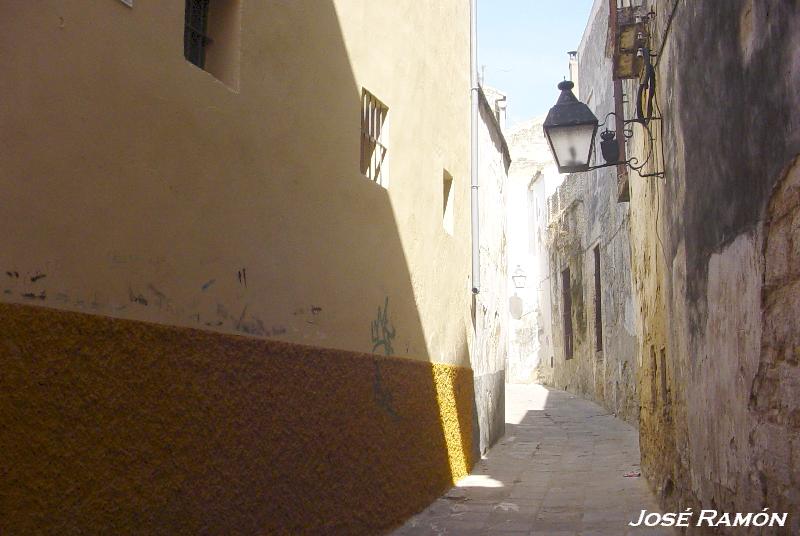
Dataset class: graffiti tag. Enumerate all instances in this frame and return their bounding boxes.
[370,296,396,356]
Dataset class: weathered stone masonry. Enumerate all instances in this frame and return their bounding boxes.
[535,0,640,428]
[544,1,800,531]
[623,0,800,532]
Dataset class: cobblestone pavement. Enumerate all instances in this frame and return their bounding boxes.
[391,384,674,536]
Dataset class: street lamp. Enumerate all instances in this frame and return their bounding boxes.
[543,80,598,174]
[512,266,527,289]
[543,74,664,178]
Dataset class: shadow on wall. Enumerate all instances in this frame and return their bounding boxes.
[0,1,475,534]
[0,0,435,359]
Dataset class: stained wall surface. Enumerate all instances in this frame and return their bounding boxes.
[622,0,800,530]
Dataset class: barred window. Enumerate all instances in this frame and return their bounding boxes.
[184,0,210,69]
[360,90,389,186]
[183,0,241,89]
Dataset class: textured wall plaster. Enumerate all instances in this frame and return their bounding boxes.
[0,303,475,535]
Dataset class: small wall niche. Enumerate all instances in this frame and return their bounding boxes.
[442,170,454,235]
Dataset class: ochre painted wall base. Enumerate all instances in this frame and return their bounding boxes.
[0,303,475,535]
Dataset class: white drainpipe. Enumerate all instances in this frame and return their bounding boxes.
[470,0,480,294]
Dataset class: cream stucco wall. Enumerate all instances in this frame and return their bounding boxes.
[0,0,474,366]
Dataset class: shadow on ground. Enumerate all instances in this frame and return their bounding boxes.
[391,384,675,536]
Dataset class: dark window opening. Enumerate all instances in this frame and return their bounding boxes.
[184,0,210,69]
[183,0,241,89]
[594,245,603,352]
[562,267,573,360]
[659,347,668,406]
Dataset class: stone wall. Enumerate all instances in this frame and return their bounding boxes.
[540,173,591,394]
[575,0,640,426]
[623,0,800,530]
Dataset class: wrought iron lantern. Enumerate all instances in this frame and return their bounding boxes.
[543,66,664,179]
[543,81,598,173]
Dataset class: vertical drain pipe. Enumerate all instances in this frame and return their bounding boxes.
[469,0,483,459]
[470,0,480,294]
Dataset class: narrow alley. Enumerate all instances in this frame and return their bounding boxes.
[2,0,798,534]
[393,384,669,536]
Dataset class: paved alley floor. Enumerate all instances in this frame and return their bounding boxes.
[391,384,674,536]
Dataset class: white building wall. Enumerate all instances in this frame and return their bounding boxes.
[471,86,511,453]
[505,118,564,383]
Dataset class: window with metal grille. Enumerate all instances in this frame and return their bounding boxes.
[183,0,241,89]
[594,245,603,352]
[360,90,389,186]
[562,267,573,360]
[184,0,210,69]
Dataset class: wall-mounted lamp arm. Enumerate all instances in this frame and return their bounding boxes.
[587,119,663,178]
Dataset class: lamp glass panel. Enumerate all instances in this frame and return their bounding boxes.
[547,124,596,170]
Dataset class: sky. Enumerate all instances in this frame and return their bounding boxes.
[478,0,595,128]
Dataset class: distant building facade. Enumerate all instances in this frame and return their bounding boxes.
[505,118,562,384]
[536,0,640,426]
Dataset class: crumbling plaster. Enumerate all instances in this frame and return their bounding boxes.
[626,0,800,531]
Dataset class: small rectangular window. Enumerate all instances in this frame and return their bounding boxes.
[360,90,389,187]
[562,267,573,360]
[184,0,210,69]
[184,0,241,89]
[594,245,603,352]
[443,170,454,235]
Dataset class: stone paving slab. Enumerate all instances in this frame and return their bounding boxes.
[390,384,675,536]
